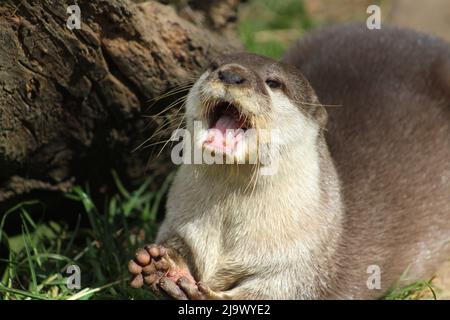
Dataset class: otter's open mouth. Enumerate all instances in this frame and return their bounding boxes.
[207,100,249,131]
[204,100,249,152]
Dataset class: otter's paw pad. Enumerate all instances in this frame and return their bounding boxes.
[128,244,170,289]
[144,244,171,273]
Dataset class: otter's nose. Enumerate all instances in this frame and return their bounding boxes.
[218,69,245,85]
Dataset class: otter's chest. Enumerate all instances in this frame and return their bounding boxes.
[177,199,301,286]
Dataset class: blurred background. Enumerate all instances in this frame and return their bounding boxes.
[238,0,450,58]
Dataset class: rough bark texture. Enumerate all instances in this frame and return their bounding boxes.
[0,0,243,202]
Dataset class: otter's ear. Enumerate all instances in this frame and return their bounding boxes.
[314,105,328,129]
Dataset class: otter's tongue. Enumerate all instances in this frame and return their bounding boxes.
[206,112,244,151]
[214,115,240,134]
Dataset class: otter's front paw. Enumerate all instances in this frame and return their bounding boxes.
[128,244,196,299]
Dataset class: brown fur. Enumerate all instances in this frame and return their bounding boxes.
[283,23,450,298]
[132,24,450,299]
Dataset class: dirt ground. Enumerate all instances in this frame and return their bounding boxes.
[434,262,450,299]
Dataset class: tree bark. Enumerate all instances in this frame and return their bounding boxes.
[0,0,243,202]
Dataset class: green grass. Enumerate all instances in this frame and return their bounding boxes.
[0,172,439,300]
[384,280,437,300]
[382,266,438,300]
[238,0,317,58]
[0,172,173,300]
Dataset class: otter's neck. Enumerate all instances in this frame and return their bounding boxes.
[187,133,343,230]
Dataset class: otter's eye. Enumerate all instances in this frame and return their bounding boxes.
[265,79,283,89]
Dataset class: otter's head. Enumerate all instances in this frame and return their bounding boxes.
[184,53,327,168]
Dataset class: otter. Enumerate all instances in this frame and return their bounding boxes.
[128,24,450,299]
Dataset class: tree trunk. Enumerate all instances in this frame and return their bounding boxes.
[0,0,243,202]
